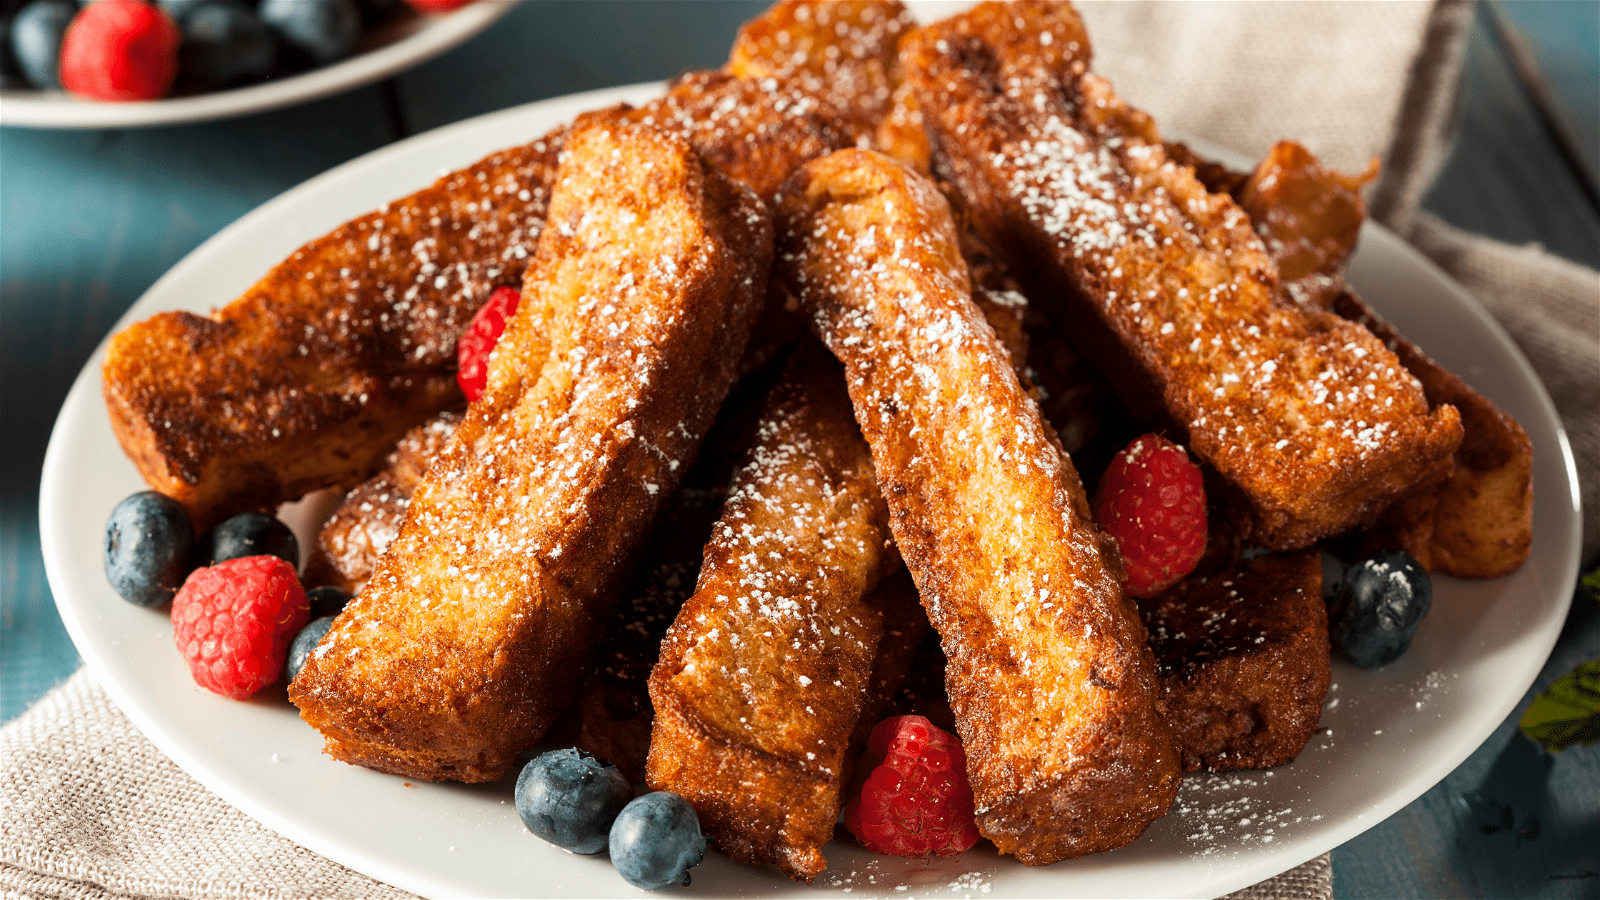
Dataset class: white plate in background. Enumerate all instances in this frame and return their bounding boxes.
[0,2,510,129]
[40,83,1581,898]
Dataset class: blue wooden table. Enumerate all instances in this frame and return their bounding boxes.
[3,2,1596,897]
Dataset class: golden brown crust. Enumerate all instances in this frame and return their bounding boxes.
[901,0,1464,551]
[727,0,914,148]
[647,342,894,881]
[1335,291,1534,577]
[104,73,847,532]
[290,112,773,783]
[778,147,1180,864]
[101,134,562,531]
[1140,552,1330,773]
[304,411,461,594]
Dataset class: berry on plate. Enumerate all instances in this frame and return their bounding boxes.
[514,748,634,855]
[1328,550,1432,668]
[58,0,179,101]
[104,490,196,608]
[258,0,358,66]
[174,0,275,90]
[306,585,352,619]
[843,714,979,858]
[455,284,521,403]
[284,614,336,683]
[172,555,309,700]
[9,0,77,89]
[1094,433,1208,598]
[609,791,706,890]
[206,510,300,569]
[402,0,475,12]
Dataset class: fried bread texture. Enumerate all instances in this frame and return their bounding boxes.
[1334,292,1534,577]
[648,342,896,881]
[304,410,461,594]
[1141,552,1330,773]
[104,71,846,531]
[102,134,562,531]
[289,113,772,783]
[778,147,1180,864]
[901,0,1464,551]
[728,0,914,148]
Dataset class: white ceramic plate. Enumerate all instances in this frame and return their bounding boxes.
[0,2,509,129]
[40,83,1581,899]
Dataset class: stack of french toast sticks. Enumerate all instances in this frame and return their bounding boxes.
[102,0,1533,881]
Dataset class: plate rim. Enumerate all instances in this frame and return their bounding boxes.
[38,84,1582,899]
[0,2,511,130]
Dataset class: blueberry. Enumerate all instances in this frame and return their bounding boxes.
[515,748,634,855]
[206,511,299,568]
[284,614,336,682]
[174,0,275,89]
[1328,550,1432,669]
[258,0,357,66]
[10,0,76,89]
[104,491,196,608]
[153,0,209,23]
[609,792,706,890]
[307,585,351,619]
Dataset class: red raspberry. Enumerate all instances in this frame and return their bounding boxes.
[456,285,521,402]
[1094,433,1208,598]
[404,0,477,12]
[843,715,979,858]
[172,556,309,700]
[58,0,179,102]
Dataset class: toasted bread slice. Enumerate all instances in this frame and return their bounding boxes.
[901,1,1464,551]
[728,0,914,147]
[778,147,1179,864]
[104,73,846,532]
[648,342,895,881]
[290,112,772,783]
[1140,552,1330,772]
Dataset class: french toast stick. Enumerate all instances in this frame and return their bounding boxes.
[901,1,1464,551]
[104,72,846,532]
[1334,291,1534,577]
[778,148,1180,864]
[728,0,914,148]
[647,341,896,881]
[304,410,461,594]
[1140,552,1330,773]
[290,112,773,783]
[1213,142,1533,577]
[102,133,563,531]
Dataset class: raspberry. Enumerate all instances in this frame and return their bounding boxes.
[172,555,309,700]
[456,285,521,402]
[1094,433,1208,598]
[843,715,979,858]
[58,0,179,101]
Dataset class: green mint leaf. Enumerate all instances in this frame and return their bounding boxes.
[1520,659,1600,753]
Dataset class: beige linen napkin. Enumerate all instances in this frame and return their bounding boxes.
[5,2,1594,898]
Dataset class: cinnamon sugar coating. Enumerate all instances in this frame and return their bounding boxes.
[290,113,772,783]
[103,71,847,531]
[901,0,1464,550]
[648,342,895,881]
[778,147,1179,865]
